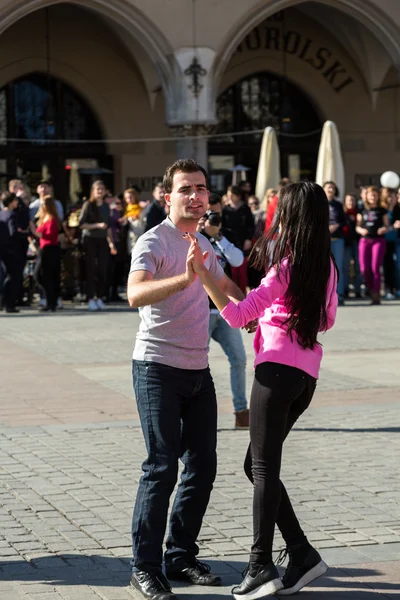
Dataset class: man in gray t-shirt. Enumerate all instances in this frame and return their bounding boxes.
[128,159,244,600]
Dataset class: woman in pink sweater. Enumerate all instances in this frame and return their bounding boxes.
[186,181,338,599]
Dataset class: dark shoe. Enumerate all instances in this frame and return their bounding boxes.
[276,544,328,595]
[130,570,177,600]
[232,562,283,599]
[5,307,20,313]
[370,291,381,305]
[39,306,50,312]
[166,559,221,586]
[235,409,249,430]
[338,296,345,306]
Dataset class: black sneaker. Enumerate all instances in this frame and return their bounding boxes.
[276,545,328,595]
[166,558,221,586]
[5,307,20,313]
[232,562,283,599]
[130,570,177,600]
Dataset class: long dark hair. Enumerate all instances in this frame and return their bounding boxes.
[250,181,337,350]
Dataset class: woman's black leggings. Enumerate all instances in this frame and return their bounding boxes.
[244,362,316,564]
[34,245,61,310]
[83,237,109,300]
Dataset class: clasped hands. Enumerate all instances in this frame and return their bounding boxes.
[184,233,208,282]
[184,232,258,334]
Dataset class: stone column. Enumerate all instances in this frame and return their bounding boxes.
[169,124,214,168]
[167,47,218,169]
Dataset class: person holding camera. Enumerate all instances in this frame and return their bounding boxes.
[199,195,249,429]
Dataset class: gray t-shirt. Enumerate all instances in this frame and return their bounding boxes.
[130,217,224,369]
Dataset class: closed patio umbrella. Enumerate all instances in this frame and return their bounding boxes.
[316,121,345,202]
[41,163,50,182]
[69,162,81,205]
[255,127,281,202]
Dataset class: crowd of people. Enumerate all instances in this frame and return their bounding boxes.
[0,178,168,313]
[1,174,400,314]
[221,178,400,306]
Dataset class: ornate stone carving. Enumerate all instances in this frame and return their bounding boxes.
[184,56,207,98]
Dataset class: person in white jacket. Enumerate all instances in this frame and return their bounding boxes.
[199,194,249,429]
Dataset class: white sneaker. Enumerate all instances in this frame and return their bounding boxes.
[384,292,396,301]
[57,298,63,309]
[96,298,105,310]
[88,299,98,311]
[39,298,47,308]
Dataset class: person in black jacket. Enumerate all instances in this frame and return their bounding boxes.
[0,192,21,313]
[143,182,166,232]
[8,179,30,304]
[222,185,254,293]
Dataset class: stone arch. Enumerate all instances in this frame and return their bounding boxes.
[213,0,400,89]
[0,0,176,117]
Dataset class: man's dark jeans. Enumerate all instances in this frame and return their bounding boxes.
[131,360,217,572]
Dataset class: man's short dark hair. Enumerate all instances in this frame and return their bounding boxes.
[163,159,209,194]
[1,191,17,208]
[279,178,292,188]
[230,185,241,197]
[153,181,163,192]
[209,193,222,206]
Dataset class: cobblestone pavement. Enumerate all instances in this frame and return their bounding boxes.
[0,300,400,599]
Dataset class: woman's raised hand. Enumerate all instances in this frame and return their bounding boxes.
[184,233,209,275]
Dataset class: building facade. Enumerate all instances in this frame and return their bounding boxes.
[0,0,400,200]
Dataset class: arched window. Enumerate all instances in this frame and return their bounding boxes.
[209,71,322,189]
[0,72,103,146]
[0,73,111,200]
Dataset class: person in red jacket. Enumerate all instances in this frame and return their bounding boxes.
[264,178,292,233]
[30,195,61,312]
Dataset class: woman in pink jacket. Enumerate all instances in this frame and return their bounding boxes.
[186,181,338,599]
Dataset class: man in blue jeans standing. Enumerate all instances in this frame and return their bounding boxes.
[127,159,244,600]
[324,181,346,305]
[197,195,249,429]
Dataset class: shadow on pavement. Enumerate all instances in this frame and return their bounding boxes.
[0,555,398,595]
[294,427,400,433]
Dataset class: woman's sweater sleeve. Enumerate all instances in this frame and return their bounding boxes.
[220,264,288,328]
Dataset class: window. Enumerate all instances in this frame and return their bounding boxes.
[214,72,321,143]
[210,72,322,189]
[1,73,103,146]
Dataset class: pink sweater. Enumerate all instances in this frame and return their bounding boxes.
[220,260,338,379]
